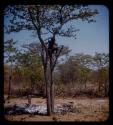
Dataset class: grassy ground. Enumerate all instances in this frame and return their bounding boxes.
[4,96,109,122]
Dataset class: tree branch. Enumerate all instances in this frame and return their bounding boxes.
[52,45,63,71]
[28,7,48,52]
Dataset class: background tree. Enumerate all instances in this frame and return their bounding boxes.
[57,53,92,87]
[57,55,79,85]
[4,39,17,99]
[15,43,43,102]
[78,67,91,88]
[4,64,9,84]
[93,52,109,95]
[73,53,93,88]
[98,67,109,96]
[4,5,98,115]
[4,64,9,94]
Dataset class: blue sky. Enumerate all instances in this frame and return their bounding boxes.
[4,5,109,56]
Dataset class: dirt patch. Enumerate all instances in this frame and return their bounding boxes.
[4,97,109,121]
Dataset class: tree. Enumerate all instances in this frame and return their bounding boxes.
[58,56,80,84]
[15,43,43,102]
[93,52,109,70]
[93,52,109,95]
[4,5,98,115]
[4,64,9,84]
[4,39,17,99]
[73,53,93,88]
[98,67,109,96]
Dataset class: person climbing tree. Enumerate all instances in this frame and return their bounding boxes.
[48,36,58,57]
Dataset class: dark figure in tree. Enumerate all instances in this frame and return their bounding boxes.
[47,37,58,57]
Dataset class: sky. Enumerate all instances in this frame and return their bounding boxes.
[4,5,109,56]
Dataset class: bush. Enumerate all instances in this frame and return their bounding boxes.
[73,88,98,98]
[55,83,103,98]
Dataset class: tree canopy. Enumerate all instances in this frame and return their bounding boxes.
[4,5,98,44]
[4,5,99,115]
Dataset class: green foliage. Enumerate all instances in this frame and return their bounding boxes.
[4,39,17,64]
[57,53,93,84]
[93,52,109,69]
[56,52,109,95]
[15,45,43,87]
[4,47,109,97]
[98,67,108,78]
[4,5,98,40]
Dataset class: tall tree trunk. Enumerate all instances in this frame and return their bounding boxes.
[84,78,87,89]
[49,46,63,114]
[43,69,47,98]
[43,82,47,98]
[50,70,54,113]
[50,73,54,113]
[44,68,51,115]
[8,75,12,99]
[98,80,101,95]
[41,46,52,115]
[40,44,63,116]
[8,64,12,99]
[50,57,54,114]
[28,78,33,105]
[104,79,108,96]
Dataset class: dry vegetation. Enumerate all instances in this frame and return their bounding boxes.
[4,96,109,122]
[4,5,109,122]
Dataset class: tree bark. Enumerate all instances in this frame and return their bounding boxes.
[8,75,11,99]
[98,80,101,94]
[43,80,47,98]
[104,79,108,96]
[40,46,52,115]
[43,68,47,98]
[50,73,54,113]
[44,69,51,115]
[8,64,12,99]
[50,57,54,114]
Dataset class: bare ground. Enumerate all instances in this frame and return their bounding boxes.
[4,96,109,122]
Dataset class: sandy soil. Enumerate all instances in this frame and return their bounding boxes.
[4,96,109,122]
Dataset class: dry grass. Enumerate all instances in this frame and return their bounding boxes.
[4,96,109,122]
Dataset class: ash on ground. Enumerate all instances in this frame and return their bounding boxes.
[5,102,80,115]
